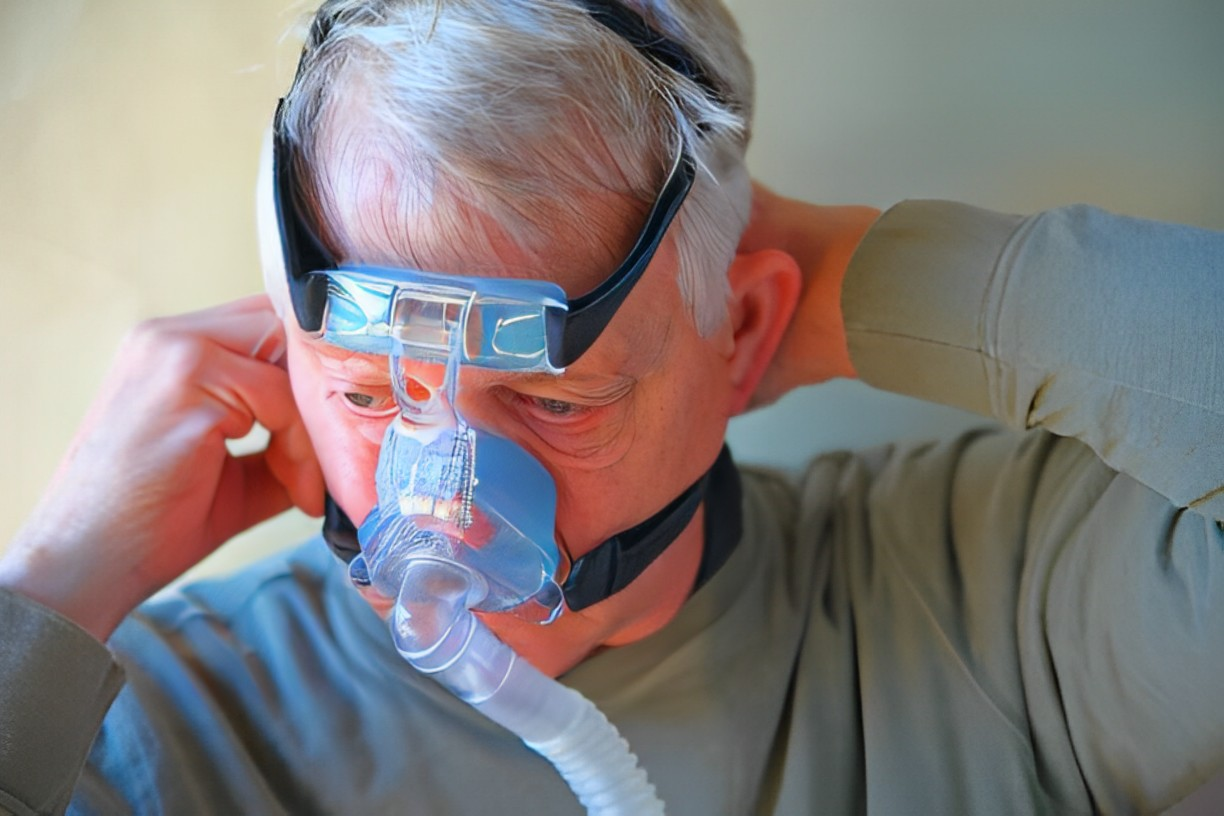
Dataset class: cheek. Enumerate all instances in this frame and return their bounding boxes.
[659,350,733,450]
[549,353,732,555]
[286,343,384,525]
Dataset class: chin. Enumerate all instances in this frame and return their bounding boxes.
[476,608,596,678]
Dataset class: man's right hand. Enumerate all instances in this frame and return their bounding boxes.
[0,295,324,642]
[738,183,880,409]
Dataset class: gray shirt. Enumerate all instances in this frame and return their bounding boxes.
[1,201,1221,815]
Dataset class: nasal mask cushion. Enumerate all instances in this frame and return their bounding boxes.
[333,271,568,625]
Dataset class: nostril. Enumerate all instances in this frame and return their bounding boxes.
[404,376,431,403]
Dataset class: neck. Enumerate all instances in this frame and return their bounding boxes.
[479,505,705,677]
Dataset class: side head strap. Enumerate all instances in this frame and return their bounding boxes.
[561,445,740,610]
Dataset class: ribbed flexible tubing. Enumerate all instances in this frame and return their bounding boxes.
[391,557,666,815]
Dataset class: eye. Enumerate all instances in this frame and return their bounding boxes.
[505,390,595,424]
[532,397,581,417]
[341,390,398,417]
[344,392,376,408]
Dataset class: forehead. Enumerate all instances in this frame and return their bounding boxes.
[309,117,652,300]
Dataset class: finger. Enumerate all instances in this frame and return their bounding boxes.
[266,422,325,516]
[195,347,324,515]
[173,293,276,322]
[200,352,310,440]
[137,299,287,366]
[204,308,286,365]
[209,452,295,544]
[71,324,295,469]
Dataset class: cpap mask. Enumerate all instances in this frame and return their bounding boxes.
[326,264,572,628]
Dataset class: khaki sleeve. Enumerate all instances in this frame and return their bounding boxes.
[843,200,1224,519]
[838,200,1224,812]
[0,589,124,816]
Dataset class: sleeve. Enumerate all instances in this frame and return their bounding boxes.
[843,200,1223,519]
[837,201,1224,813]
[0,589,125,816]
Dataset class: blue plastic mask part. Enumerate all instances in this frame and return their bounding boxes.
[342,324,662,812]
[317,267,718,614]
[323,266,569,374]
[345,317,565,627]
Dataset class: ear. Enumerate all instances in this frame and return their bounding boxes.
[723,248,801,416]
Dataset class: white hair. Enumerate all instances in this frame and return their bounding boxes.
[277,0,754,335]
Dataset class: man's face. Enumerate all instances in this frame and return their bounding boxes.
[282,184,738,673]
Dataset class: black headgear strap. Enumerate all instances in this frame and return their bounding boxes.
[569,0,728,107]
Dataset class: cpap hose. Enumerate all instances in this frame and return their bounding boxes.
[387,556,664,815]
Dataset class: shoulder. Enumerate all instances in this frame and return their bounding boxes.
[126,537,340,633]
[106,537,375,685]
[775,425,1123,583]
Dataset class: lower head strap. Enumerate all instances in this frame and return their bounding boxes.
[560,444,742,610]
[320,444,742,612]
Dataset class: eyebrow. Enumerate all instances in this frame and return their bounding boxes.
[313,344,390,380]
[512,370,625,385]
[502,369,637,394]
[308,335,634,393]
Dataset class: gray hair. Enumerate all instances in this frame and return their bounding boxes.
[278,0,754,335]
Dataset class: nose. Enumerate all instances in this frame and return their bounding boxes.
[390,354,457,424]
[402,373,432,403]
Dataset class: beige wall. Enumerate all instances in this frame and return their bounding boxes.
[726,0,1224,466]
[3,0,1222,580]
[0,1,319,577]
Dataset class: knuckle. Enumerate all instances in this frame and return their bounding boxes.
[124,318,176,360]
[126,316,171,345]
[123,319,209,374]
[163,338,208,374]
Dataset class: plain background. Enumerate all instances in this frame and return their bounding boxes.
[2,0,1222,587]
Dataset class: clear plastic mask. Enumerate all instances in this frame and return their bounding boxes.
[324,266,568,374]
[339,274,566,626]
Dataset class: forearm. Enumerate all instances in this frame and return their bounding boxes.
[739,186,878,406]
[0,531,143,644]
[844,200,1224,518]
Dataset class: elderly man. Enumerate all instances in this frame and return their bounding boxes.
[1,0,1222,813]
